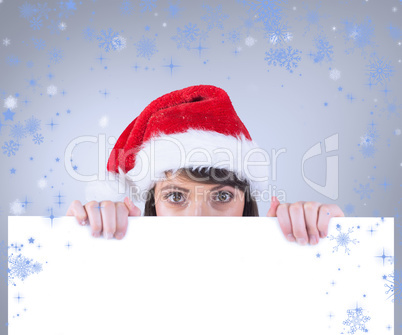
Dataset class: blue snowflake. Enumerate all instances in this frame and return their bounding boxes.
[135,35,158,59]
[366,55,394,86]
[201,4,229,31]
[311,33,333,63]
[327,224,359,255]
[8,253,43,286]
[295,2,326,36]
[384,270,402,303]
[121,0,134,15]
[2,140,20,157]
[30,17,43,30]
[342,17,376,56]
[48,48,64,64]
[59,0,77,18]
[172,23,200,49]
[342,304,371,334]
[166,0,182,18]
[387,24,402,41]
[358,143,376,158]
[264,21,292,46]
[97,28,119,52]
[19,2,36,19]
[344,203,355,216]
[226,28,242,45]
[264,46,302,73]
[381,98,401,119]
[7,55,20,66]
[9,121,28,142]
[83,26,96,41]
[32,37,46,50]
[241,0,283,27]
[354,183,374,199]
[140,0,157,13]
[33,133,44,145]
[26,76,41,91]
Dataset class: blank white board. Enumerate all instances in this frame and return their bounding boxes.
[8,216,394,334]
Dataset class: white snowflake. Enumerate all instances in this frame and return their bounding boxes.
[10,199,26,215]
[4,95,18,110]
[394,128,401,136]
[37,178,48,189]
[112,35,127,51]
[330,68,341,81]
[245,36,257,47]
[3,38,10,46]
[58,22,67,31]
[47,85,58,96]
[98,115,109,128]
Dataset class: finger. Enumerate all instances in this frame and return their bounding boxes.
[289,201,308,245]
[276,203,295,242]
[66,200,88,226]
[100,201,116,239]
[303,201,321,245]
[317,204,345,238]
[266,196,280,217]
[84,201,103,238]
[124,197,141,216]
[115,202,129,240]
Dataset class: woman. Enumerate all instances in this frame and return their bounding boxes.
[66,84,344,245]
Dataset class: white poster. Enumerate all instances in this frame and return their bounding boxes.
[8,216,394,334]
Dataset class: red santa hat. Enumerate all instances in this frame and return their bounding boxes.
[85,85,269,209]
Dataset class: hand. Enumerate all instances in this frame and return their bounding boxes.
[66,197,141,240]
[266,196,345,246]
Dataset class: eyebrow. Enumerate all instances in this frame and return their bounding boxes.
[160,184,227,193]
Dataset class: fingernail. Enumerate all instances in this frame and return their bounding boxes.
[104,232,114,239]
[296,238,307,246]
[81,220,87,226]
[115,232,124,239]
[319,231,327,238]
[287,234,296,242]
[92,231,101,238]
[309,235,318,245]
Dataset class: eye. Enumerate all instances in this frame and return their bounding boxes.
[164,192,186,204]
[211,191,233,203]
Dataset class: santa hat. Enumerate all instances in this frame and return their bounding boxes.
[85,85,269,211]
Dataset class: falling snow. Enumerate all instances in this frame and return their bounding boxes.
[354,183,374,200]
[330,68,341,80]
[265,21,292,46]
[264,46,302,73]
[342,304,371,334]
[47,85,58,96]
[9,199,26,215]
[24,116,41,135]
[2,140,20,157]
[172,23,200,49]
[9,121,28,142]
[366,55,394,86]
[201,4,229,31]
[4,95,17,110]
[135,35,158,59]
[97,28,119,52]
[33,133,44,145]
[8,253,43,286]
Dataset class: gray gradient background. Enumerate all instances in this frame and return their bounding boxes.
[1,0,401,333]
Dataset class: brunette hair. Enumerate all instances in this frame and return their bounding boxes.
[144,167,259,216]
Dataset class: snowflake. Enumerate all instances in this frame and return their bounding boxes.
[327,223,359,255]
[7,55,20,66]
[166,0,182,18]
[135,35,158,59]
[343,17,376,56]
[342,304,371,334]
[59,0,77,19]
[264,46,302,73]
[312,33,333,63]
[26,76,41,91]
[33,133,44,145]
[366,55,394,86]
[384,270,402,303]
[35,3,52,20]
[265,21,292,46]
[83,27,96,41]
[354,183,373,200]
[9,121,28,142]
[4,95,17,110]
[344,203,355,216]
[358,143,377,158]
[8,253,43,286]
[97,28,119,52]
[48,48,64,64]
[381,98,401,119]
[30,16,43,30]
[240,0,283,27]
[387,24,402,41]
[226,28,242,45]
[330,68,341,80]
[32,37,46,50]
[25,116,41,134]
[172,23,200,49]
[121,0,134,15]
[3,38,10,46]
[295,2,326,36]
[245,36,257,47]
[47,85,58,96]
[2,140,20,157]
[9,199,25,215]
[19,2,36,19]
[201,4,229,31]
[140,0,157,12]
[58,22,67,31]
[112,35,127,51]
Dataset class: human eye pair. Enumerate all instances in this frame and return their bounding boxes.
[163,190,234,205]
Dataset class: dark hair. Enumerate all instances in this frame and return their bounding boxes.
[144,167,259,216]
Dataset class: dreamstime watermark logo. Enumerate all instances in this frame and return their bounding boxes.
[64,133,338,201]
